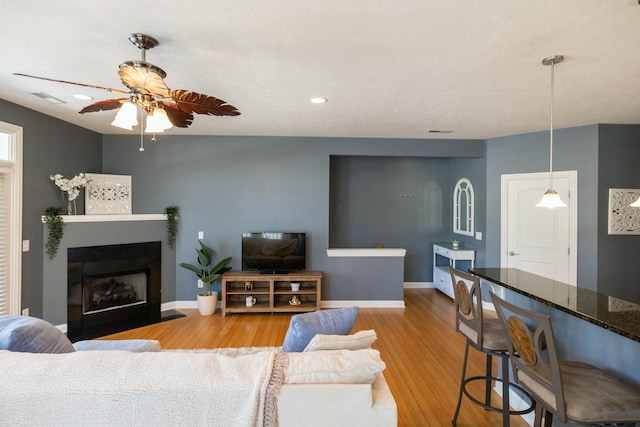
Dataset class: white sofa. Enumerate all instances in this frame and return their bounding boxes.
[0,309,396,426]
[279,373,397,427]
[0,347,397,427]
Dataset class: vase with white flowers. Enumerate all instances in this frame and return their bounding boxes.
[50,173,90,215]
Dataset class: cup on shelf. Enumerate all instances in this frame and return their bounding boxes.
[291,282,300,292]
[246,296,257,307]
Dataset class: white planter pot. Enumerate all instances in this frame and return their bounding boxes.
[197,291,218,316]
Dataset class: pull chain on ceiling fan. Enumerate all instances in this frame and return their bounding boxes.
[14,33,240,151]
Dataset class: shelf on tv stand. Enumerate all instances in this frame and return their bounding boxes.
[221,271,322,317]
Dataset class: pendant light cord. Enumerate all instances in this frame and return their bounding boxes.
[548,59,555,190]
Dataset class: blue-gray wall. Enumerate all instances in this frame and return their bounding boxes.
[485,125,600,291]
[0,99,102,318]
[4,95,640,318]
[101,135,484,301]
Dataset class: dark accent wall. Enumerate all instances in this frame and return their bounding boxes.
[0,99,102,318]
[329,156,452,282]
[597,125,640,303]
[102,134,484,301]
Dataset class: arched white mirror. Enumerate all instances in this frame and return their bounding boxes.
[453,178,474,236]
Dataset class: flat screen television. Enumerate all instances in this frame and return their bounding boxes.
[242,232,306,274]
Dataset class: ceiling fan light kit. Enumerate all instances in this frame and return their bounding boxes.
[145,107,173,133]
[14,33,240,151]
[536,54,567,209]
[111,101,138,130]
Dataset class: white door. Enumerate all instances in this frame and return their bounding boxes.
[500,171,577,286]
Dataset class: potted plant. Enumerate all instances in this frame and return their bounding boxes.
[179,240,231,315]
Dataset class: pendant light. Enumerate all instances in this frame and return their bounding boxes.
[536,55,567,209]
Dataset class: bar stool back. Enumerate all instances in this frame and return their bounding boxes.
[490,292,640,426]
[450,267,532,426]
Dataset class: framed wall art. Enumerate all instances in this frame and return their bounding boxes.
[84,173,132,215]
[453,178,474,236]
[607,188,640,235]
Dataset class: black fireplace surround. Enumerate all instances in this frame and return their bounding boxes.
[67,242,161,342]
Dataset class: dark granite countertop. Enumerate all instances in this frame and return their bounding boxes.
[471,268,640,343]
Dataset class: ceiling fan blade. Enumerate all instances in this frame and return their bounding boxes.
[13,73,130,95]
[118,64,170,97]
[159,102,194,128]
[79,98,129,114]
[169,89,240,117]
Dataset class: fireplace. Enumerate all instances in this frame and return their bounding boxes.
[67,241,161,342]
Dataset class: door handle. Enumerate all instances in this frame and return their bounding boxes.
[509,251,519,256]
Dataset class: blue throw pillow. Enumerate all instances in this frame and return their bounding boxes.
[282,307,359,352]
[0,315,75,353]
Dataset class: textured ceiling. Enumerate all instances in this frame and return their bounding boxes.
[0,0,639,140]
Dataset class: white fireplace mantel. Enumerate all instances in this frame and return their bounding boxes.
[41,214,166,223]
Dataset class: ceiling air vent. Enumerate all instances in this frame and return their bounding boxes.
[32,92,66,104]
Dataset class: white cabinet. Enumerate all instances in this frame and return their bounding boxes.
[432,243,475,299]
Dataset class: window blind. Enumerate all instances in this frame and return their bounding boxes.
[0,172,7,314]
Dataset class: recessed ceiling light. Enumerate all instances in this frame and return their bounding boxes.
[73,94,93,101]
[427,129,453,134]
[32,92,66,104]
[310,97,328,104]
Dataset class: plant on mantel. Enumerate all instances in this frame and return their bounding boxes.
[44,207,65,260]
[163,206,179,249]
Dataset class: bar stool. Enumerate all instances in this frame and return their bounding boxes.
[450,267,533,427]
[490,292,640,427]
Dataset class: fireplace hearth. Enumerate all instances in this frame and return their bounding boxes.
[67,242,161,342]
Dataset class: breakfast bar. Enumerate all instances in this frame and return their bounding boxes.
[470,268,640,386]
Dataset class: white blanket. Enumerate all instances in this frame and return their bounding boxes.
[0,348,280,427]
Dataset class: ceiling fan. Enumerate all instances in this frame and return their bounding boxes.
[14,33,240,133]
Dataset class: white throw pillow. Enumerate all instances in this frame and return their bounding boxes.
[284,348,386,384]
[303,329,377,352]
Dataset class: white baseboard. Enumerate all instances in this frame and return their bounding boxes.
[404,281,433,289]
[173,300,406,309]
[55,299,405,333]
[321,300,405,308]
[161,301,178,310]
[494,385,534,426]
[171,301,198,309]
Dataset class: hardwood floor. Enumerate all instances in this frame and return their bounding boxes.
[102,288,531,427]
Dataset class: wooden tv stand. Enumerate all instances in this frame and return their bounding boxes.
[221,271,322,317]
